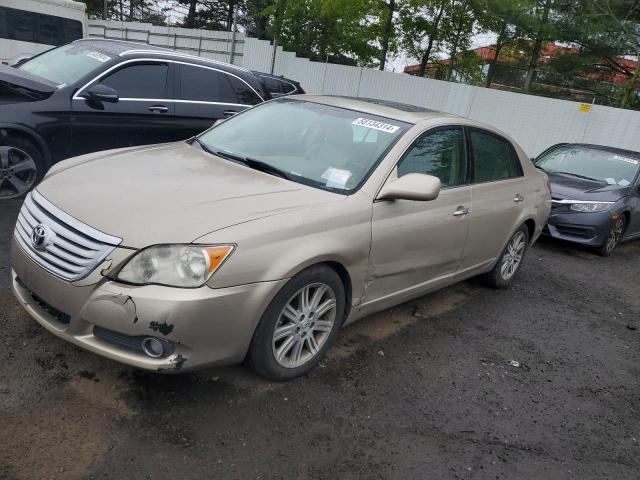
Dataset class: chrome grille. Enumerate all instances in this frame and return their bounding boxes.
[14,190,122,281]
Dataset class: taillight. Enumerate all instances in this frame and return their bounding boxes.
[297,85,306,94]
[546,178,552,195]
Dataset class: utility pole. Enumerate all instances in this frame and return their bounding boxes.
[103,0,108,20]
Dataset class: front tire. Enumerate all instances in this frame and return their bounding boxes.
[599,216,625,257]
[247,265,345,381]
[0,135,44,200]
[483,225,530,288]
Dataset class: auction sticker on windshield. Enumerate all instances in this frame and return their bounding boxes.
[86,52,111,63]
[352,118,400,133]
[321,167,352,189]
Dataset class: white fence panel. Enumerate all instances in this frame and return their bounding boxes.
[87,21,640,156]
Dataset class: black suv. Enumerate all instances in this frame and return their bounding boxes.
[0,39,271,199]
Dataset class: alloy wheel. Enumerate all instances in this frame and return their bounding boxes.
[272,282,337,369]
[500,231,526,281]
[605,218,625,254]
[0,146,38,199]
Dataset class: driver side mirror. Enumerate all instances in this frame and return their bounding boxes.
[84,84,119,103]
[378,173,441,202]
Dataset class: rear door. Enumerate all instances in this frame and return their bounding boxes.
[366,126,471,305]
[71,60,175,156]
[172,63,262,139]
[460,128,526,271]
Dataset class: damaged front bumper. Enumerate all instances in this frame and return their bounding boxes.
[10,238,285,372]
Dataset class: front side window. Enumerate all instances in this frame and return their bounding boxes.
[179,64,239,104]
[197,99,410,193]
[535,146,640,186]
[101,63,168,99]
[397,127,466,188]
[470,130,521,183]
[18,43,111,86]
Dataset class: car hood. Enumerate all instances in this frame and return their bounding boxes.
[0,64,57,103]
[548,172,631,202]
[37,142,341,248]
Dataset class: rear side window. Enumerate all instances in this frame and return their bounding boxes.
[0,6,82,46]
[101,63,168,99]
[470,130,522,183]
[227,76,262,105]
[179,64,246,105]
[397,127,466,188]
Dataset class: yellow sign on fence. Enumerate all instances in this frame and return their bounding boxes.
[579,103,593,113]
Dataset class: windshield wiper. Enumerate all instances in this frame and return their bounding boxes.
[213,149,293,181]
[549,171,603,182]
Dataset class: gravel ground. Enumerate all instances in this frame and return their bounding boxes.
[1,198,639,480]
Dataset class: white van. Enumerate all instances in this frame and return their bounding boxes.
[0,0,87,63]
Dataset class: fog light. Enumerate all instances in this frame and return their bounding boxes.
[142,337,168,358]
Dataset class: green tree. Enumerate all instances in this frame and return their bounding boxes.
[399,0,447,77]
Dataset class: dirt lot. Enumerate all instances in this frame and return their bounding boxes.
[0,198,639,480]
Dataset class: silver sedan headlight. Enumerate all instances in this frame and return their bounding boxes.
[569,202,614,213]
[117,244,234,287]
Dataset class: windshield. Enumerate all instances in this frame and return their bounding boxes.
[197,99,410,193]
[536,146,640,186]
[18,44,113,86]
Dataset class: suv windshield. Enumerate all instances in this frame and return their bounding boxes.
[197,99,410,193]
[18,43,113,86]
[536,146,640,186]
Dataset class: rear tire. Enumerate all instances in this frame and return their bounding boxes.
[483,225,530,288]
[598,216,625,257]
[0,135,44,200]
[247,265,345,381]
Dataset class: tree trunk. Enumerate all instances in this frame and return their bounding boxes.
[129,0,134,21]
[447,15,465,81]
[379,0,395,71]
[185,0,198,28]
[485,21,507,88]
[118,0,123,20]
[524,0,552,91]
[418,2,445,77]
[227,0,236,31]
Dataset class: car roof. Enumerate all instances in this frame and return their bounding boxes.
[293,95,456,124]
[252,71,300,85]
[544,143,640,159]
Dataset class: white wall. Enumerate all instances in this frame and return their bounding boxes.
[89,21,640,157]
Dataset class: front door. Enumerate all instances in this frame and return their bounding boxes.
[365,127,471,306]
[70,60,176,156]
[460,128,527,271]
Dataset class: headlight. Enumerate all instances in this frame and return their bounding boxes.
[117,244,234,287]
[569,202,613,213]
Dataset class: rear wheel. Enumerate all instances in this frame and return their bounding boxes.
[599,216,625,257]
[0,136,43,200]
[483,225,530,288]
[247,265,345,381]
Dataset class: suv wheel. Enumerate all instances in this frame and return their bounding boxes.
[0,136,43,200]
[247,265,345,381]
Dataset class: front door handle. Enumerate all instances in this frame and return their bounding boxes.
[514,194,525,203]
[148,105,168,113]
[223,110,238,117]
[453,206,471,217]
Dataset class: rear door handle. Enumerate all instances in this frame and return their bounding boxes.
[223,110,238,117]
[514,194,525,203]
[148,105,168,113]
[453,206,471,217]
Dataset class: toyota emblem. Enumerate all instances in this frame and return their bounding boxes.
[31,224,50,250]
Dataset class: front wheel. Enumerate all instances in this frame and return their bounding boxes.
[599,216,625,257]
[0,136,44,200]
[247,265,345,381]
[483,225,530,288]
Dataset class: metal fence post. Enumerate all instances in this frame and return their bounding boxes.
[270,39,277,74]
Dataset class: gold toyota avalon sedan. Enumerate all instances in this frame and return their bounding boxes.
[11,96,551,380]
